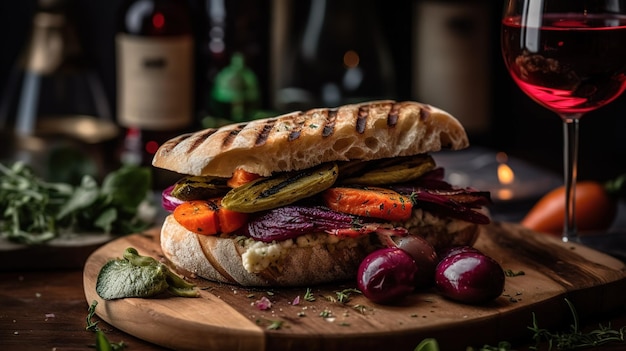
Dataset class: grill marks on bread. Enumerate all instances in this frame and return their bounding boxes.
[255,119,276,146]
[387,102,401,127]
[152,100,469,178]
[287,112,306,141]
[322,108,338,137]
[162,129,216,155]
[185,101,400,151]
[222,125,245,148]
[356,105,370,134]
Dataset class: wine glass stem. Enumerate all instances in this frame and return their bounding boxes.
[562,115,581,242]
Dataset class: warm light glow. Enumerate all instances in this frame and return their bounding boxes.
[343,50,360,68]
[495,151,508,164]
[497,163,515,185]
[495,152,516,201]
[497,188,514,201]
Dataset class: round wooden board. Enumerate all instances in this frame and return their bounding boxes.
[83,222,626,351]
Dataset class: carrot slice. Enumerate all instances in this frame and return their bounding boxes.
[174,200,220,235]
[173,199,248,235]
[214,198,249,233]
[227,169,261,188]
[322,187,413,222]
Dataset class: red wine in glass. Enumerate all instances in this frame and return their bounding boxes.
[502,14,626,114]
[501,8,626,242]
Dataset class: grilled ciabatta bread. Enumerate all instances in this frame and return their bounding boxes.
[152,100,469,177]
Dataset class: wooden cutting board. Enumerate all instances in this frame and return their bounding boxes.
[83,222,626,351]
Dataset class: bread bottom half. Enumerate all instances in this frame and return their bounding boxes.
[160,213,480,287]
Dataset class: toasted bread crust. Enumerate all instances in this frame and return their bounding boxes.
[152,100,469,177]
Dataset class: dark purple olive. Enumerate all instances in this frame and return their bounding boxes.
[434,251,505,304]
[357,248,418,304]
[392,235,438,288]
[437,245,482,262]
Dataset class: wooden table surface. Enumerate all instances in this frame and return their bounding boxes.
[1,256,626,350]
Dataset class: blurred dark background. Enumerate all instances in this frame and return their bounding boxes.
[1,0,625,183]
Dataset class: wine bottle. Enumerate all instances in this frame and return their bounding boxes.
[116,0,195,188]
[273,0,396,112]
[0,0,116,183]
[412,0,493,140]
[196,0,269,126]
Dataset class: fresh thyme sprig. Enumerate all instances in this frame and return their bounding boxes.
[86,301,127,350]
[529,299,626,350]
[86,300,100,332]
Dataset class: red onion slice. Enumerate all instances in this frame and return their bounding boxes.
[162,185,185,212]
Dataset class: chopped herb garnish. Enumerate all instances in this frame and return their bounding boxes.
[504,269,525,277]
[353,304,367,314]
[335,288,361,304]
[267,320,284,330]
[304,288,316,302]
[256,318,284,330]
[320,309,332,318]
[86,300,100,332]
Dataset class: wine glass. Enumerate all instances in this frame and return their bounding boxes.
[501,0,626,242]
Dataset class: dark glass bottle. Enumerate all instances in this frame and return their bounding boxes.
[0,0,116,183]
[196,0,269,126]
[273,0,396,112]
[412,0,493,140]
[116,0,195,188]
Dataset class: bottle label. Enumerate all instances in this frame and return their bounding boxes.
[116,34,194,130]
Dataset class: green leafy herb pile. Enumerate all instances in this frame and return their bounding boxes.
[0,162,155,244]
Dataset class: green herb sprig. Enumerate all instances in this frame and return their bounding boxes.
[0,162,154,244]
[86,301,127,350]
[529,299,626,350]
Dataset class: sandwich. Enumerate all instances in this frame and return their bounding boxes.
[152,100,491,287]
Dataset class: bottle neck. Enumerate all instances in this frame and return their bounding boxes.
[119,0,193,36]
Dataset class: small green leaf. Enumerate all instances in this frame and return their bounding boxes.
[102,166,151,209]
[95,331,114,351]
[56,175,99,220]
[415,338,440,351]
[94,207,118,233]
[96,248,198,300]
[96,259,168,300]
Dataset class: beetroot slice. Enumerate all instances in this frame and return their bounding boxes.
[245,206,356,242]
